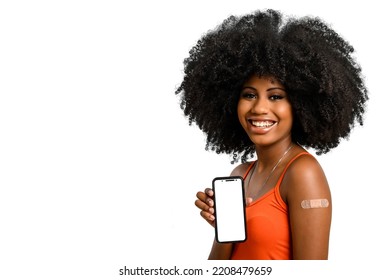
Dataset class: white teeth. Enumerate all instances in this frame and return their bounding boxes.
[251,121,275,128]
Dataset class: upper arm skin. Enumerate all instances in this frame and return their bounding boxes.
[283,155,332,260]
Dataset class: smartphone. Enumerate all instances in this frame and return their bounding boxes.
[212,176,247,243]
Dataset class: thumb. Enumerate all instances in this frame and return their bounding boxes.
[246,197,253,206]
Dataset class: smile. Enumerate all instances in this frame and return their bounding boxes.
[250,120,277,128]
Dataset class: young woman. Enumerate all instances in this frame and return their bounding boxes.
[175,9,368,260]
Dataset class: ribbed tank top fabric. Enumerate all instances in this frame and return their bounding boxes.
[230,152,310,260]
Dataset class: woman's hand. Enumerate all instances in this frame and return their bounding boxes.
[195,188,215,227]
[195,188,253,227]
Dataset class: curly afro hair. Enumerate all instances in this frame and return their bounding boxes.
[175,9,368,163]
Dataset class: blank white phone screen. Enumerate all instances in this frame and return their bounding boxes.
[213,177,246,243]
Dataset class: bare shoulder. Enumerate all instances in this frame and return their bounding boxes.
[283,153,332,259]
[282,154,331,202]
[230,161,254,177]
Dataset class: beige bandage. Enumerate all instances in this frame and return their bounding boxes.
[301,199,329,209]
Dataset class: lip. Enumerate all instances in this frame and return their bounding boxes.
[247,118,277,135]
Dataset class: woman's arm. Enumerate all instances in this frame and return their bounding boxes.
[283,155,332,260]
[208,239,234,260]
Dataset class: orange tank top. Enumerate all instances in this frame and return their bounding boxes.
[230,152,310,260]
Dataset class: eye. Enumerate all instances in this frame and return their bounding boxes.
[269,94,284,101]
[240,92,257,99]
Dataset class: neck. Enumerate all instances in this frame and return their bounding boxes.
[255,139,294,168]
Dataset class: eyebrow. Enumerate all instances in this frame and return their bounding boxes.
[241,86,286,92]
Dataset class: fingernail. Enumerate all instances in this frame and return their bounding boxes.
[209,215,215,221]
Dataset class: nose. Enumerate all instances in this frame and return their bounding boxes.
[251,97,269,114]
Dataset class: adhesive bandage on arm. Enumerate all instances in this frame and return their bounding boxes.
[301,199,329,209]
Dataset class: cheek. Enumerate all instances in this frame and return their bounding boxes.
[237,101,247,127]
[278,104,294,125]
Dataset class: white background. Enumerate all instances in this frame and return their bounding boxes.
[0,0,388,279]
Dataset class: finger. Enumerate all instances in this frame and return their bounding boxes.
[200,210,215,222]
[204,188,214,197]
[206,197,214,207]
[195,199,209,211]
[195,199,214,214]
[196,191,214,207]
[246,197,253,206]
[196,191,208,202]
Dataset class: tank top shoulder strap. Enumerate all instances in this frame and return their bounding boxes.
[242,161,257,180]
[275,152,312,187]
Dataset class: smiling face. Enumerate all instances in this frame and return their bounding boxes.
[237,75,293,147]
